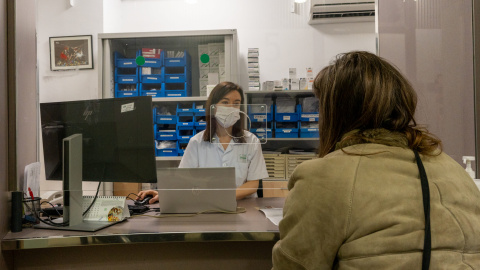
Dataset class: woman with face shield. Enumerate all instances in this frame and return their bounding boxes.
[137,82,269,204]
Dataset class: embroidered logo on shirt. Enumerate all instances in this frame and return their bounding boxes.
[238,154,248,163]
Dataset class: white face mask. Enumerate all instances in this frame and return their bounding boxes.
[215,106,241,128]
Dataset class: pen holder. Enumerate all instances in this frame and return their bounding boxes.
[23,197,41,224]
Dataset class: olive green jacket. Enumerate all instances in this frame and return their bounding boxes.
[272,143,480,269]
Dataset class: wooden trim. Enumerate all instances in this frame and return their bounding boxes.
[6,0,15,191]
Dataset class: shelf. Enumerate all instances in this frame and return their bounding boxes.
[152,96,208,102]
[245,90,314,95]
[156,156,183,161]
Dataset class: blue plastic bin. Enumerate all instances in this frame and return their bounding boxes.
[164,50,191,67]
[176,128,195,141]
[114,52,137,68]
[248,104,273,122]
[274,122,299,138]
[165,66,190,83]
[176,102,195,115]
[153,107,177,124]
[155,141,178,156]
[299,104,319,122]
[177,115,194,127]
[300,127,319,138]
[252,128,272,139]
[115,67,138,83]
[140,66,164,84]
[274,104,300,122]
[140,83,164,97]
[155,124,177,141]
[164,83,191,97]
[115,83,138,98]
[195,125,206,132]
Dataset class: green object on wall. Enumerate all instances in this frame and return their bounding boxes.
[136,56,146,66]
[200,54,210,63]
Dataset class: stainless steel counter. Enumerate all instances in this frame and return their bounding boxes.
[2,197,284,251]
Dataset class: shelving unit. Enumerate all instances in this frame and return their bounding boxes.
[98,29,238,99]
[98,30,238,163]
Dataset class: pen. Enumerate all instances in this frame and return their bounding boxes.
[28,187,34,200]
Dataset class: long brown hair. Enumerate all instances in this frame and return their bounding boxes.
[313,51,442,157]
[202,81,246,143]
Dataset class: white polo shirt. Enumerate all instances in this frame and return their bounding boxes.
[179,130,269,189]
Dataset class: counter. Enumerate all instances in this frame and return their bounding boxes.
[2,197,284,269]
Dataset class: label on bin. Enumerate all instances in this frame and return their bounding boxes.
[124,79,134,81]
[308,129,318,131]
[283,116,291,120]
[121,102,135,113]
[169,60,181,63]
[171,77,179,79]
[145,61,155,63]
[284,130,292,133]
[147,77,157,80]
[254,115,266,121]
[301,114,318,118]
[160,118,172,120]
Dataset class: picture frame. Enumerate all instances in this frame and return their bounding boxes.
[49,35,93,71]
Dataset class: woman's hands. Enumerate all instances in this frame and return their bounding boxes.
[136,190,159,204]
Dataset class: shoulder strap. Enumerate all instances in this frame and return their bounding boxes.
[414,150,431,270]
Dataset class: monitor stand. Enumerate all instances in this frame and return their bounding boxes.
[35,134,123,232]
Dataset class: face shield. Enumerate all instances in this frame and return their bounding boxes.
[208,104,269,144]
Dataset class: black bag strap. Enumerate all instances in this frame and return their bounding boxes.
[414,150,431,270]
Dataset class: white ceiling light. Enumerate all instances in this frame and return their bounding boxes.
[294,0,307,3]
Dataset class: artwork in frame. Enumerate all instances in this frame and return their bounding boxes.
[49,35,93,71]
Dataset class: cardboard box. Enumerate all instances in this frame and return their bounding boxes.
[113,183,142,197]
[199,67,210,79]
[142,48,161,58]
[208,73,219,85]
[208,43,223,56]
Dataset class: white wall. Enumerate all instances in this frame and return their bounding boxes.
[37,0,103,103]
[103,0,375,88]
[37,0,104,194]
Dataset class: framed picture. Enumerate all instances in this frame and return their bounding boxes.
[49,35,93,71]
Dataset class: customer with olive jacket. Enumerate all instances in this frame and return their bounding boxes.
[272,51,480,269]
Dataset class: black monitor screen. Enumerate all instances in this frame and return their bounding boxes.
[40,96,157,183]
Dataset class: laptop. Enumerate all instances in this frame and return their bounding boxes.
[157,167,237,214]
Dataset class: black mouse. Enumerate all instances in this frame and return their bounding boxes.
[135,195,153,206]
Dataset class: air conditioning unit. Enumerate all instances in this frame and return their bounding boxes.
[309,0,375,24]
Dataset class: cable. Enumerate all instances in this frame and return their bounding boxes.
[125,193,139,201]
[82,181,102,216]
[40,201,63,216]
[24,200,69,227]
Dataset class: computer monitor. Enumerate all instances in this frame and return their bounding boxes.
[38,96,157,231]
[40,96,157,183]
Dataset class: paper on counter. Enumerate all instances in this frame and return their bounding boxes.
[259,207,283,226]
[24,162,41,197]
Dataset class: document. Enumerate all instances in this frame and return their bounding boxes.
[259,207,283,226]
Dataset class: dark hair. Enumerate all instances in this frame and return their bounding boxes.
[313,51,442,157]
[202,81,246,143]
